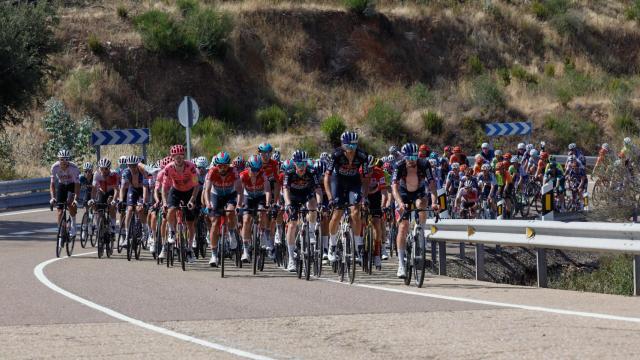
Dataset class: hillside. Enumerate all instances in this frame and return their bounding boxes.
[3,0,640,177]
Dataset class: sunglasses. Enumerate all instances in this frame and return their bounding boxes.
[343,144,357,150]
[295,161,307,168]
[405,155,418,161]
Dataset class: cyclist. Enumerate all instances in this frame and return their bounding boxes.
[232,155,245,175]
[49,149,81,237]
[593,143,612,177]
[258,143,281,252]
[204,152,242,266]
[391,142,438,278]
[314,159,330,260]
[567,143,587,168]
[535,151,550,181]
[115,156,127,176]
[143,160,161,252]
[495,162,513,216]
[191,156,209,250]
[418,144,430,159]
[79,162,94,207]
[118,155,148,248]
[238,154,273,263]
[388,145,402,162]
[87,158,119,235]
[565,156,587,203]
[154,156,173,258]
[161,145,199,264]
[491,149,503,170]
[454,179,479,218]
[479,142,493,163]
[449,146,468,166]
[324,131,370,263]
[526,149,540,178]
[516,143,526,161]
[543,156,566,210]
[360,155,388,270]
[476,163,497,213]
[473,154,484,175]
[283,150,322,272]
[445,162,461,197]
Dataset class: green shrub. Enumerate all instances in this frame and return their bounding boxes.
[321,114,347,145]
[468,55,484,75]
[133,10,193,55]
[613,113,638,135]
[471,75,506,111]
[531,0,569,20]
[358,136,387,157]
[551,255,633,296]
[116,5,128,19]
[182,8,233,58]
[0,2,57,126]
[176,0,199,17]
[290,100,315,127]
[41,98,95,164]
[365,101,405,141]
[555,85,573,107]
[409,82,434,108]
[625,0,640,21]
[256,104,288,133]
[0,132,16,180]
[87,34,104,54]
[296,137,320,158]
[550,10,584,37]
[497,68,511,86]
[150,117,185,149]
[192,116,228,137]
[423,111,443,135]
[543,111,599,150]
[196,133,224,156]
[544,63,556,77]
[343,0,373,15]
[544,113,573,148]
[510,65,538,85]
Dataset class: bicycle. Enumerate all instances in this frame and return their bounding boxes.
[195,209,208,259]
[360,207,374,275]
[176,201,191,271]
[384,207,397,259]
[116,203,126,254]
[94,198,114,259]
[215,209,243,278]
[273,209,287,268]
[290,206,319,281]
[400,203,433,288]
[79,205,96,248]
[151,205,164,264]
[241,207,269,275]
[51,201,75,258]
[332,204,357,284]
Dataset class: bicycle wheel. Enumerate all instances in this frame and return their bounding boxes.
[126,216,134,261]
[315,230,323,278]
[106,228,114,258]
[390,223,398,258]
[220,234,226,278]
[414,232,426,288]
[253,230,259,275]
[198,218,207,259]
[304,226,311,281]
[55,213,65,258]
[89,212,97,247]
[404,238,412,286]
[96,216,104,259]
[337,239,345,281]
[346,231,356,284]
[134,220,142,260]
[168,243,174,267]
[65,216,75,257]
[365,226,373,275]
[179,228,187,271]
[117,223,126,254]
[80,211,89,248]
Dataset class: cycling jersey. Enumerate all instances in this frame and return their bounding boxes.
[360,166,386,194]
[392,159,434,190]
[284,167,319,194]
[457,187,479,203]
[207,166,238,196]
[449,153,468,166]
[327,148,369,178]
[50,161,80,185]
[261,158,280,183]
[93,171,119,193]
[121,166,145,189]
[445,171,461,192]
[495,171,512,187]
[239,168,270,197]
[155,169,171,192]
[164,161,198,192]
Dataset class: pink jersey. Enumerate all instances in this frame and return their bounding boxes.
[50,161,80,185]
[164,161,199,192]
[155,169,171,192]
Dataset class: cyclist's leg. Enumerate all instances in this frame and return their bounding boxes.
[285,201,300,269]
[166,188,179,243]
[348,182,363,249]
[306,196,318,243]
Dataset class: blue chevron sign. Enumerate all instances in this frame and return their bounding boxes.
[91,128,150,146]
[485,122,532,137]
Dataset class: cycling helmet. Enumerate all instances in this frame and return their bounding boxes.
[341,131,359,144]
[418,144,430,158]
[602,143,610,151]
[314,159,327,174]
[153,160,160,169]
[624,137,632,145]
[614,159,622,166]
[320,152,329,162]
[494,149,503,156]
[83,162,93,171]
[97,158,111,168]
[517,143,525,150]
[529,149,539,158]
[443,145,452,153]
[292,150,308,163]
[481,163,491,171]
[464,180,473,188]
[57,149,71,159]
[401,142,419,157]
[214,152,231,165]
[451,162,460,170]
[540,141,546,150]
[258,142,273,153]
[247,154,262,171]
[271,150,281,162]
[510,156,519,164]
[526,143,534,151]
[568,143,576,150]
[540,151,549,160]
[126,155,139,165]
[474,153,483,162]
[481,142,489,149]
[118,155,127,165]
[429,151,439,159]
[453,146,462,154]
[195,156,208,168]
[388,145,398,154]
[504,152,512,161]
[170,144,186,156]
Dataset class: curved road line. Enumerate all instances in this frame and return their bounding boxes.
[34,252,277,360]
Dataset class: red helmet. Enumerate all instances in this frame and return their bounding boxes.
[540,151,549,160]
[160,156,173,168]
[502,160,510,169]
[453,146,462,154]
[170,144,186,156]
[504,152,512,161]
[419,144,430,152]
[444,145,452,153]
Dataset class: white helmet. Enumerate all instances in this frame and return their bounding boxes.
[481,142,489,149]
[517,143,525,150]
[98,158,111,168]
[624,137,632,145]
[602,143,610,151]
[82,162,93,171]
[529,149,539,158]
[57,149,71,159]
[451,162,460,170]
[118,156,127,165]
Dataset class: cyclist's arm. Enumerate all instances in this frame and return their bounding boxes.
[283,187,292,207]
[49,178,56,201]
[264,178,272,206]
[323,171,332,201]
[391,182,403,207]
[427,179,438,207]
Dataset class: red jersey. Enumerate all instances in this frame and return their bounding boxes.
[240,169,270,197]
[164,161,198,192]
[360,166,386,194]
[207,166,238,196]
[92,170,119,193]
[261,158,280,183]
[449,153,467,165]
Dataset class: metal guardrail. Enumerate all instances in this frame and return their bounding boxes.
[0,178,50,209]
[425,218,640,295]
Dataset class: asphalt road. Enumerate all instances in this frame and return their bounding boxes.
[2,207,640,359]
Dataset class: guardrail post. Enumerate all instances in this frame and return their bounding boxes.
[430,240,437,271]
[541,183,554,221]
[475,243,485,281]
[536,248,547,288]
[459,242,465,259]
[634,256,640,296]
[438,241,447,275]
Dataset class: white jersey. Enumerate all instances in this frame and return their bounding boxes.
[50,161,80,185]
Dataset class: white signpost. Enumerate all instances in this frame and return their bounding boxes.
[178,96,200,160]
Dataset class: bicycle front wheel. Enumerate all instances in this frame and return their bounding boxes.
[65,216,75,257]
[404,238,413,286]
[414,232,426,288]
[80,211,89,248]
[346,231,356,284]
[96,216,105,259]
[304,227,311,281]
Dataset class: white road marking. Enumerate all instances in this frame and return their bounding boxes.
[34,252,277,360]
[322,278,640,324]
[0,208,49,217]
[33,227,59,233]
[10,231,35,235]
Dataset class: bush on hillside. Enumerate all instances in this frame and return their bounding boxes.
[510,65,538,86]
[87,34,104,54]
[0,132,16,180]
[468,55,484,75]
[423,111,443,135]
[151,117,185,148]
[296,137,320,158]
[543,111,600,151]
[290,100,315,127]
[177,0,199,17]
[133,10,194,55]
[365,101,405,142]
[544,63,556,77]
[358,137,387,157]
[550,10,584,37]
[409,82,434,108]
[192,117,228,155]
[613,114,638,135]
[625,0,640,21]
[256,105,288,133]
[41,98,94,164]
[531,0,569,20]
[116,5,128,19]
[343,0,374,15]
[182,8,233,58]
[471,75,505,111]
[497,68,511,86]
[551,255,633,296]
[321,114,347,146]
[0,2,57,127]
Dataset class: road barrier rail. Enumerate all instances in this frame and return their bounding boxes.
[0,177,50,209]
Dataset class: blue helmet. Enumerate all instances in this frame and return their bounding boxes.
[258,143,273,153]
[214,152,231,165]
[247,154,263,171]
[429,151,439,159]
[401,143,418,157]
[314,159,326,174]
[340,131,358,145]
[272,150,281,162]
[292,149,308,163]
[281,159,292,172]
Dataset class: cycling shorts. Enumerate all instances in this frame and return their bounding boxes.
[126,186,144,207]
[168,187,196,221]
[55,183,76,209]
[242,194,266,216]
[330,174,362,207]
[367,191,383,218]
[209,191,237,217]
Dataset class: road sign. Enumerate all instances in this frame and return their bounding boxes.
[178,96,199,128]
[178,96,199,160]
[484,122,532,136]
[91,128,150,146]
